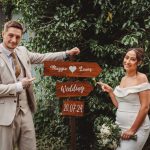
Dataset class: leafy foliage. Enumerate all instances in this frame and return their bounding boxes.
[33,66,70,150]
[2,0,150,149]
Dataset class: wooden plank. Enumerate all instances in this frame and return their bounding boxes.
[44,61,102,77]
[56,81,93,97]
[62,101,84,116]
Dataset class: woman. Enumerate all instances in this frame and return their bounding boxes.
[97,48,150,150]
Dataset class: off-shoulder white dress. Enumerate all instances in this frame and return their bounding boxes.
[114,83,150,150]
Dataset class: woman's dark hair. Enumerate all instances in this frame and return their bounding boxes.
[127,48,144,62]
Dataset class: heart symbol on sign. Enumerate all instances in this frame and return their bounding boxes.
[69,66,77,73]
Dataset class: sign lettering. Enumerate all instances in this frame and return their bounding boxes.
[56,81,93,97]
[62,101,84,116]
[44,61,102,77]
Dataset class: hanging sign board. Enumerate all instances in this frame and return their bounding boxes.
[56,81,93,97]
[62,100,84,116]
[44,61,102,77]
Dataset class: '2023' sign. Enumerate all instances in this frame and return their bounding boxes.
[62,101,84,116]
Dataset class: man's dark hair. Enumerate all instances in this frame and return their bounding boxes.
[3,20,24,33]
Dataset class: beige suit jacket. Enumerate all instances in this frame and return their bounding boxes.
[0,44,66,126]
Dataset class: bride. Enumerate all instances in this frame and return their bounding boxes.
[98,48,150,150]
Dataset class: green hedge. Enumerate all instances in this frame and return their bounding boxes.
[1,0,150,149]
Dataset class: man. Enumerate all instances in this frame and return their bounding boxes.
[0,20,80,150]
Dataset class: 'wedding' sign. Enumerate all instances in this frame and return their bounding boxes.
[62,101,84,116]
[56,81,93,97]
[44,61,102,77]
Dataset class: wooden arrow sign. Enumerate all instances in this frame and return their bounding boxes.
[62,100,84,116]
[56,81,93,97]
[44,61,102,77]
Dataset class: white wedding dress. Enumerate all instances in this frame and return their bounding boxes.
[114,82,150,150]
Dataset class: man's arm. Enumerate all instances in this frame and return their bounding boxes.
[23,47,80,64]
[0,83,17,97]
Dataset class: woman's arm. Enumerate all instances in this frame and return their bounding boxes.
[108,90,118,108]
[130,90,149,132]
[121,89,150,140]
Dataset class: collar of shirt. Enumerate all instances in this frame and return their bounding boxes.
[1,43,15,57]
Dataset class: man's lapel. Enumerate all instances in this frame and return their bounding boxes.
[0,45,16,81]
[16,48,32,78]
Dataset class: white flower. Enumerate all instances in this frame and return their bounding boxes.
[97,125,101,130]
[108,140,118,149]
[100,124,111,136]
[112,124,117,128]
[102,138,109,146]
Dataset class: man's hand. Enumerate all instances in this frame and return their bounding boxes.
[21,77,36,89]
[66,47,80,56]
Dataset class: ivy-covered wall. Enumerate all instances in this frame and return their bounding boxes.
[0,3,5,42]
[1,0,150,149]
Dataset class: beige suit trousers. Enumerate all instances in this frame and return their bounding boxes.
[0,109,36,150]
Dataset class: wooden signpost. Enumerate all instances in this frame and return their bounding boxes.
[44,61,102,150]
[44,61,102,77]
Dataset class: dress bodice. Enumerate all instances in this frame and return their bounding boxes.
[114,82,150,112]
[114,82,150,98]
[113,82,150,130]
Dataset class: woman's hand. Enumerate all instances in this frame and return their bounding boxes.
[121,129,136,140]
[97,81,118,108]
[97,81,113,93]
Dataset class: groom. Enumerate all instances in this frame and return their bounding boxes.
[0,20,80,150]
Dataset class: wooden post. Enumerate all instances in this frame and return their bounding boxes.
[62,100,84,150]
[70,117,76,150]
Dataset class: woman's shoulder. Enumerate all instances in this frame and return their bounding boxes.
[136,72,148,84]
[121,72,148,83]
[115,72,149,97]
